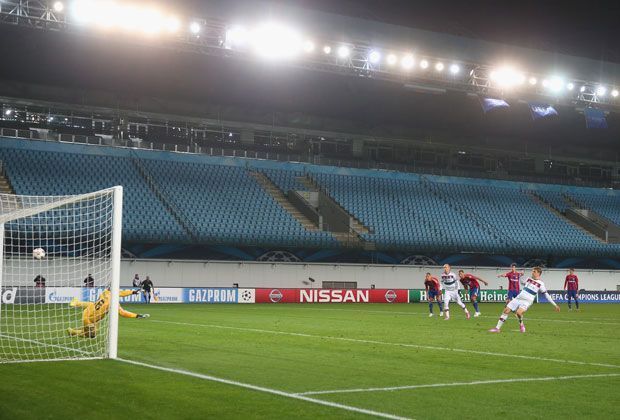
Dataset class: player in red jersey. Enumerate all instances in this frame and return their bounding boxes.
[497,263,525,302]
[564,268,580,311]
[424,272,443,317]
[458,270,488,317]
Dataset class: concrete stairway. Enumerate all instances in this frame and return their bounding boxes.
[529,192,607,243]
[250,171,320,232]
[298,175,372,235]
[0,170,15,195]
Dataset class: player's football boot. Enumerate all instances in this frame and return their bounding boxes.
[465,311,471,320]
[428,313,434,317]
[474,312,481,317]
[519,324,526,333]
[488,328,501,333]
[439,311,444,316]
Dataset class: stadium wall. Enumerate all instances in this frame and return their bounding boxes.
[117,260,620,291]
[4,258,618,290]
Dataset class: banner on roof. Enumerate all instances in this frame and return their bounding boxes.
[584,108,608,129]
[528,102,558,120]
[479,97,510,113]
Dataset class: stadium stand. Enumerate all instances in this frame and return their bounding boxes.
[0,137,618,256]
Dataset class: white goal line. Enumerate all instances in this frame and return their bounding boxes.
[150,319,620,369]
[117,358,412,420]
[295,373,620,396]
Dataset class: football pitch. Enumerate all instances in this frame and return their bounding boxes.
[1,303,619,419]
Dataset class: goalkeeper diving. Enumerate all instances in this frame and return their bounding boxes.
[67,288,149,338]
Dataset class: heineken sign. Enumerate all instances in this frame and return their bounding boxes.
[409,289,508,303]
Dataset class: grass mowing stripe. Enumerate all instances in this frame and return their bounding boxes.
[116,358,412,420]
[0,333,94,357]
[296,373,620,395]
[150,319,620,369]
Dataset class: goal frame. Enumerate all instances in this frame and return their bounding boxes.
[0,186,123,361]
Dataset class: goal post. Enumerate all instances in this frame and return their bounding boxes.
[0,186,123,363]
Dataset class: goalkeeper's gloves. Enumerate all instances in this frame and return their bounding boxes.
[132,289,140,295]
[137,314,150,319]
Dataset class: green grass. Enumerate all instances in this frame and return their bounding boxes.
[1,303,619,419]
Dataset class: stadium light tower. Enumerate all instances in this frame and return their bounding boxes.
[490,66,525,88]
[386,53,398,66]
[337,45,350,58]
[251,22,303,60]
[401,54,414,70]
[189,22,201,34]
[368,50,381,64]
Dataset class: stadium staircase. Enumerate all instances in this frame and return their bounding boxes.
[129,154,199,242]
[529,191,608,243]
[249,171,322,232]
[0,162,15,195]
[300,175,372,237]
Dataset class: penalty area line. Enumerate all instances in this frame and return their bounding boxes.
[116,358,411,420]
[150,319,620,369]
[296,373,620,396]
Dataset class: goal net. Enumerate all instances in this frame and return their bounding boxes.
[0,187,122,363]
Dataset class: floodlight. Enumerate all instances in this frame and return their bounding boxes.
[4,109,12,116]
[419,59,429,69]
[401,54,414,70]
[139,9,166,35]
[165,16,180,33]
[53,1,64,13]
[612,89,619,98]
[304,40,315,53]
[449,64,460,74]
[337,45,350,58]
[225,25,248,47]
[528,77,537,85]
[189,22,201,34]
[323,45,332,54]
[386,54,398,66]
[251,22,303,60]
[580,85,586,93]
[368,50,381,64]
[548,77,563,92]
[566,82,574,91]
[490,67,525,88]
[435,62,444,72]
[596,86,606,96]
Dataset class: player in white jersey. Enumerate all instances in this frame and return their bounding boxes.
[440,264,470,320]
[489,266,560,333]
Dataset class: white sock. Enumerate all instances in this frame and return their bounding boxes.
[496,314,508,329]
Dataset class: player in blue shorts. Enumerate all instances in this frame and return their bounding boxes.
[497,263,524,302]
[458,270,488,317]
[424,273,443,317]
